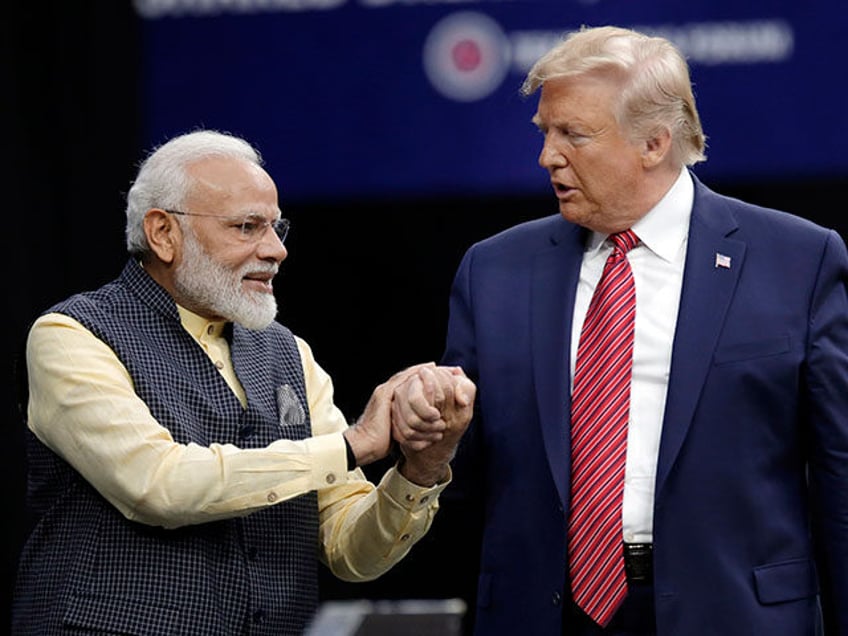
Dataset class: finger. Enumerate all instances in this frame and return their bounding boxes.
[394,362,437,383]
[423,366,458,409]
[453,376,477,407]
[399,438,437,452]
[393,410,447,437]
[396,376,442,424]
[377,362,437,398]
[391,389,444,440]
[433,367,455,407]
[437,366,475,406]
[392,417,444,445]
[414,367,440,407]
[394,427,444,445]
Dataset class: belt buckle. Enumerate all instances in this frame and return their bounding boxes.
[623,543,653,584]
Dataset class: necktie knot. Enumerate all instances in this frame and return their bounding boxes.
[610,229,639,257]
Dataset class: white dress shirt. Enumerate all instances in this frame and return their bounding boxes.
[570,167,693,544]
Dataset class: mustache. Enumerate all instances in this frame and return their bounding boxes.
[240,263,279,278]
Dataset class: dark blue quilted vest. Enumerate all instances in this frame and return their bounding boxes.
[14,260,320,635]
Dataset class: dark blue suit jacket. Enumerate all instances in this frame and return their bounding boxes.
[442,175,848,635]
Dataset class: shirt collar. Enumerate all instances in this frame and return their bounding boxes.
[586,166,693,262]
[176,304,227,341]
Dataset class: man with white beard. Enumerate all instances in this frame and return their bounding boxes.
[12,129,475,635]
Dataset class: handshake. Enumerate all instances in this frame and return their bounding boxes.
[343,363,476,487]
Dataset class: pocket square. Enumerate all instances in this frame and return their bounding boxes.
[276,383,306,429]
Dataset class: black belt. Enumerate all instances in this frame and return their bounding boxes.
[623,543,653,585]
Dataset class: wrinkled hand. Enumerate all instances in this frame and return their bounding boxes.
[343,363,436,467]
[391,366,476,486]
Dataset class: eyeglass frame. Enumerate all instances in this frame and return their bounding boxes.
[164,209,290,244]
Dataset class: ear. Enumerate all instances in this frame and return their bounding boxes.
[143,208,181,265]
[641,127,672,169]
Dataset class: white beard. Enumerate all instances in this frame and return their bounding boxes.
[174,230,278,331]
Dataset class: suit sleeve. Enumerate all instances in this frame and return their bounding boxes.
[804,229,848,635]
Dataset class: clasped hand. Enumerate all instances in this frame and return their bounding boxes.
[391,364,476,486]
[345,363,476,486]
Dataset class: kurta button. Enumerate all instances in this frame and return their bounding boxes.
[267,491,278,503]
[215,360,224,369]
[405,494,415,503]
[400,534,411,541]
[552,591,562,606]
[325,473,336,484]
[207,325,214,335]
[420,495,429,504]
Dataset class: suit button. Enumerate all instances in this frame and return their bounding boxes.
[552,591,562,606]
[238,424,255,439]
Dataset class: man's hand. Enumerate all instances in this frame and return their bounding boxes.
[343,363,437,467]
[391,366,476,486]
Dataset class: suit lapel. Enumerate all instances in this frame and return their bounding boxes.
[655,181,746,496]
[532,221,585,508]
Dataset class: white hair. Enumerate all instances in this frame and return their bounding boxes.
[522,25,706,166]
[124,129,263,256]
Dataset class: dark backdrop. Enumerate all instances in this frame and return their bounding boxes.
[4,2,847,632]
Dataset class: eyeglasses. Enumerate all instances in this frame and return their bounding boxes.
[165,209,290,244]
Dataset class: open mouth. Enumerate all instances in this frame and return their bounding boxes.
[553,181,576,197]
[243,272,275,293]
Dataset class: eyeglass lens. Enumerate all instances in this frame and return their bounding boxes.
[240,217,290,243]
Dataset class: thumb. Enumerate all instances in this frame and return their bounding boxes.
[454,377,477,407]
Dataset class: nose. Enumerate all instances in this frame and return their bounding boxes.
[539,135,567,170]
[257,226,287,264]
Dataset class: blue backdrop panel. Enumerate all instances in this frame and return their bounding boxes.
[136,0,848,202]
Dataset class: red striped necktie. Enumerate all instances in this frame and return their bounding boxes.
[568,229,639,627]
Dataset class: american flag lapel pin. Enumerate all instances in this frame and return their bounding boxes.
[715,253,732,269]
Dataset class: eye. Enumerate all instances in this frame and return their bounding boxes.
[239,218,266,237]
[556,127,592,146]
